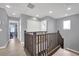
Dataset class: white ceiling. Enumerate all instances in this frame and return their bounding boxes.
[0,3,79,19]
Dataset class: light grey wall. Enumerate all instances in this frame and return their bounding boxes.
[0,8,9,47]
[44,16,57,33]
[57,14,79,51]
[40,20,47,31]
[27,20,41,32]
[20,14,28,42]
[20,14,41,42]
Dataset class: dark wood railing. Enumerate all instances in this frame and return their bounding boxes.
[24,31,64,56]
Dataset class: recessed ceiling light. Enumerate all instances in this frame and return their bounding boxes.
[67,7,71,10]
[5,5,11,8]
[12,13,16,15]
[33,17,37,20]
[49,11,53,14]
[36,14,39,17]
[0,28,2,32]
[65,14,68,16]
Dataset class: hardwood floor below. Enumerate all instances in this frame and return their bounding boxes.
[0,39,26,56]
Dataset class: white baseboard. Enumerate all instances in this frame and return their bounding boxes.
[0,45,6,49]
[21,42,24,47]
[66,48,79,54]
[0,40,9,49]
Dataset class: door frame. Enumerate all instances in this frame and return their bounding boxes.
[9,20,20,40]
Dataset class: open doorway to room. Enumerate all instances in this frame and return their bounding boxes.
[9,23,17,39]
[9,20,20,39]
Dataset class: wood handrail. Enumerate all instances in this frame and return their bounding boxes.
[48,45,60,56]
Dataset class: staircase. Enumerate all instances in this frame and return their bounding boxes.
[24,31,64,56]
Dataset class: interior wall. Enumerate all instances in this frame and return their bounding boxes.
[0,8,9,47]
[20,14,27,42]
[45,17,57,33]
[20,14,42,42]
[40,20,47,31]
[27,20,41,32]
[57,14,79,51]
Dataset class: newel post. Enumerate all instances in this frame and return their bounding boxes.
[24,30,27,48]
[33,32,36,56]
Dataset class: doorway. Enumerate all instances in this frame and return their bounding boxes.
[9,23,17,39]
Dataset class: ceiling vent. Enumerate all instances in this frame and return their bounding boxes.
[27,3,35,9]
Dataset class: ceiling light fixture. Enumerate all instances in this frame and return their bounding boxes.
[12,13,16,15]
[33,17,37,20]
[65,14,68,16]
[5,5,11,8]
[0,28,2,32]
[49,11,53,14]
[67,7,71,10]
[36,14,39,17]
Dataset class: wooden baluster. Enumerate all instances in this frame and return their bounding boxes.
[40,35,41,55]
[35,33,36,56]
[27,34,28,51]
[45,34,46,56]
[32,35,33,55]
[33,32,36,56]
[42,35,44,56]
[43,35,45,56]
[38,35,39,56]
[47,34,48,56]
[32,34,34,56]
[27,34,30,51]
